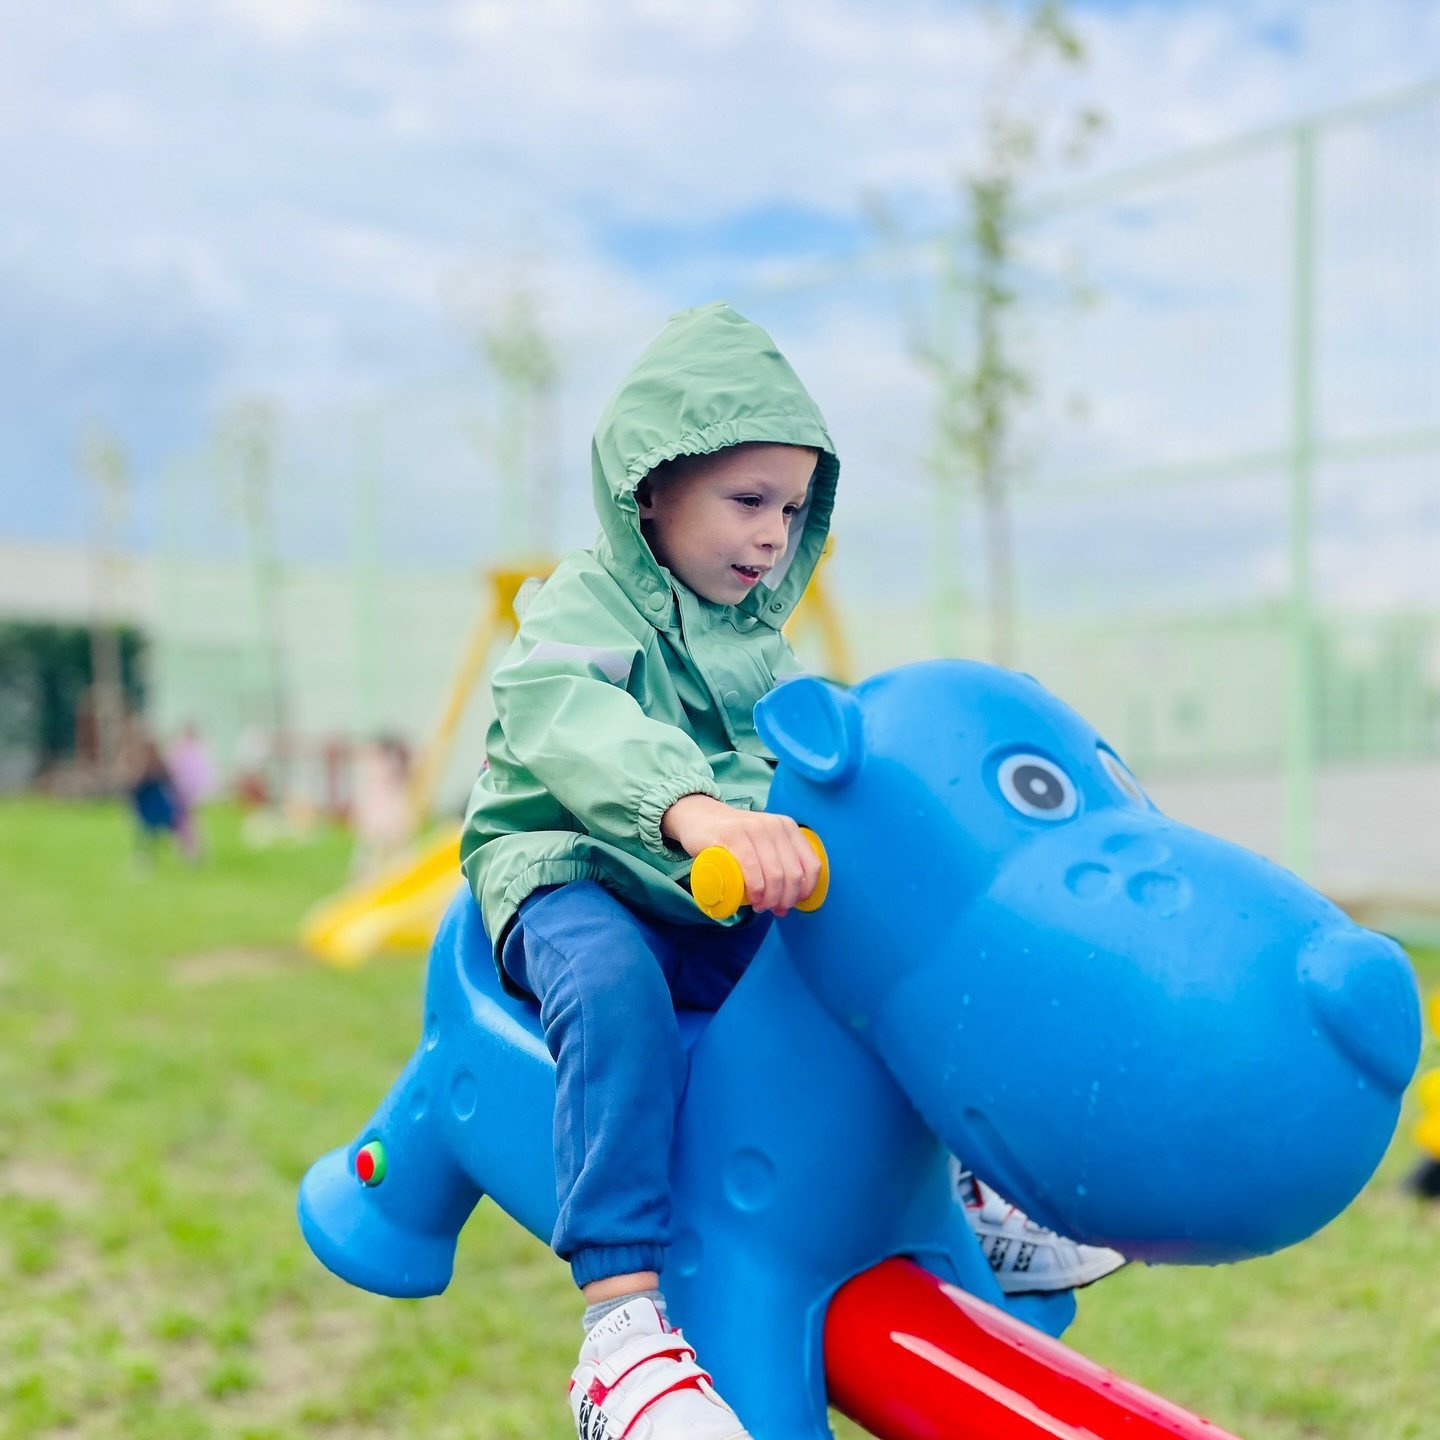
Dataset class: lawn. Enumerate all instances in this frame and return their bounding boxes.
[3,796,1438,1440]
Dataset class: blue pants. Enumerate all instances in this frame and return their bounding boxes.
[502,881,771,1289]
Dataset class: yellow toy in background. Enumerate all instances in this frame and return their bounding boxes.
[1414,1067,1440,1157]
[1406,993,1440,1197]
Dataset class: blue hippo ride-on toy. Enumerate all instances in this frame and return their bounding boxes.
[299,659,1420,1440]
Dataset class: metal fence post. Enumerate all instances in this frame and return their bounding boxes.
[1286,121,1318,878]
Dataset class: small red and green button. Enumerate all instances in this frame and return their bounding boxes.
[355,1140,387,1186]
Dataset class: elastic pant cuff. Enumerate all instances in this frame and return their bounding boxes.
[569,1242,665,1290]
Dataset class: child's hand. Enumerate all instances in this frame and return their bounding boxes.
[662,794,821,917]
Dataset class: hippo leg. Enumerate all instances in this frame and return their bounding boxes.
[902,1167,1078,1339]
[298,1044,484,1299]
[671,1234,836,1440]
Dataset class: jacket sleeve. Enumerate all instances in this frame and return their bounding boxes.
[491,597,720,860]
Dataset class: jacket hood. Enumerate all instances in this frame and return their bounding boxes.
[591,301,839,629]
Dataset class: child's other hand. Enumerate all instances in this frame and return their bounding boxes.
[662,794,821,917]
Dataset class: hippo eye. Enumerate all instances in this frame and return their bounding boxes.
[998,753,1077,821]
[1098,747,1148,807]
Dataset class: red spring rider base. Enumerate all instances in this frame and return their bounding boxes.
[825,1259,1243,1440]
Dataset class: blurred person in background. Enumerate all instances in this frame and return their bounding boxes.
[349,734,415,877]
[232,723,272,808]
[166,722,216,860]
[122,717,192,867]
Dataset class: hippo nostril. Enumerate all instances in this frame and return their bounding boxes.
[1301,929,1421,1095]
[1126,871,1191,917]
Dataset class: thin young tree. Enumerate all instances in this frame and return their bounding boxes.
[217,398,289,797]
[443,262,559,560]
[881,0,1102,664]
[485,286,559,559]
[79,424,132,784]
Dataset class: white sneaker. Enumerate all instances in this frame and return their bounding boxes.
[954,1165,1128,1294]
[570,1298,751,1440]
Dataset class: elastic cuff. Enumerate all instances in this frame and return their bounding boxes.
[635,773,721,859]
[569,1242,665,1289]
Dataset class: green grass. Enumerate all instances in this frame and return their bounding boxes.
[3,797,1438,1439]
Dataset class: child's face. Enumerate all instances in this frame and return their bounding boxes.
[637,442,818,606]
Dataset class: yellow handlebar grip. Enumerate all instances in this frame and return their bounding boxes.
[796,829,829,912]
[691,828,829,920]
[690,847,748,920]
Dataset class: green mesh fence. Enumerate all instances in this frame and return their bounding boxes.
[154,82,1440,897]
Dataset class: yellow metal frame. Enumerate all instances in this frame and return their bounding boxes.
[784,537,851,684]
[407,560,555,827]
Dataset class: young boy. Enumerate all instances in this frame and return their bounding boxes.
[461,302,1118,1440]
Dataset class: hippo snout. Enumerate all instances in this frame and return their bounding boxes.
[1301,927,1421,1095]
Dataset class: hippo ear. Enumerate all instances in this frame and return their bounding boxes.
[755,677,863,786]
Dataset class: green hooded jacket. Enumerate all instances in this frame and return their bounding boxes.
[460,302,840,974]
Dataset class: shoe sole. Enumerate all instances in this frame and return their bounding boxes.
[996,1254,1130,1296]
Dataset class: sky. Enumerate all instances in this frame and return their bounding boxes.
[1,0,1438,616]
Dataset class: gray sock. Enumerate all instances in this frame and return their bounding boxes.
[582,1288,667,1334]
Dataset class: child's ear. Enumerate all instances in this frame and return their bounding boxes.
[755,677,863,786]
[634,477,654,517]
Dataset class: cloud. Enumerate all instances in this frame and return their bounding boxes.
[1,0,1437,599]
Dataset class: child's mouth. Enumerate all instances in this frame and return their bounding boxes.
[732,565,763,584]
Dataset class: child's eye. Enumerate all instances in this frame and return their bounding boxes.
[735,495,761,508]
[782,505,799,518]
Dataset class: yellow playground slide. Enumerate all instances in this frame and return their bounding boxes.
[300,826,463,968]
